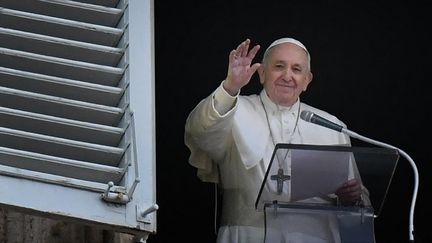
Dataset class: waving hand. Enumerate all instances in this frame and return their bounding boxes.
[223,39,261,96]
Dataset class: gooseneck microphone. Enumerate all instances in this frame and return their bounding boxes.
[300,110,343,132]
[300,109,419,243]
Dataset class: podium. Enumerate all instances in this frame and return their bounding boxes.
[255,144,399,243]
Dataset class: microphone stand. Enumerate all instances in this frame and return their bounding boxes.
[342,128,419,242]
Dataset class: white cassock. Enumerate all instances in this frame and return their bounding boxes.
[185,82,355,243]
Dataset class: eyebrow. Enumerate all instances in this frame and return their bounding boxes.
[273,60,305,68]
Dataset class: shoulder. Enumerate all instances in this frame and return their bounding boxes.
[233,93,266,125]
[238,94,262,111]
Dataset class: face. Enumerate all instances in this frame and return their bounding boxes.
[258,43,313,107]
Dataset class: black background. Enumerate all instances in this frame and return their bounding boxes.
[152,1,431,242]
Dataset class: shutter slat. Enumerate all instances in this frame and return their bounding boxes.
[0,107,124,146]
[0,67,123,106]
[73,0,120,9]
[0,0,124,27]
[0,164,109,192]
[0,8,124,46]
[0,87,124,126]
[0,47,124,86]
[0,147,124,183]
[0,127,124,166]
[0,27,124,66]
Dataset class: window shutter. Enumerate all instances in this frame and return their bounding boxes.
[0,0,156,239]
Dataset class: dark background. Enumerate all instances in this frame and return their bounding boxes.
[152,1,431,242]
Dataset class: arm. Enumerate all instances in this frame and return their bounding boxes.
[184,84,238,162]
[185,39,261,161]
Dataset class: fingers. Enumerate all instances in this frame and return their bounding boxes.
[338,180,361,193]
[337,187,361,198]
[343,179,360,187]
[232,39,260,59]
[234,39,249,57]
[249,63,261,75]
[229,49,236,63]
[335,179,362,203]
[248,44,261,59]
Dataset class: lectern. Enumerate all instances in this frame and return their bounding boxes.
[255,144,399,242]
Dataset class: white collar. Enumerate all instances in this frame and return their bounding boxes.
[259,89,300,115]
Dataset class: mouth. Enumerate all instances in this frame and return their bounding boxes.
[276,82,295,89]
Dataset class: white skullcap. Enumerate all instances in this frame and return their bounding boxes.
[263,37,311,70]
[265,37,308,54]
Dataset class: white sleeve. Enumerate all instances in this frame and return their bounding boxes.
[184,81,239,183]
[213,80,239,116]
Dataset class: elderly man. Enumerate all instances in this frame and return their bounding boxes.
[185,37,367,243]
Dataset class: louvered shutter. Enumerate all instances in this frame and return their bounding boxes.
[0,0,156,239]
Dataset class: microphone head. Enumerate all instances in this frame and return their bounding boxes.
[300,109,344,132]
[300,110,314,122]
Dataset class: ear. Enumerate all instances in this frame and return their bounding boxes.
[258,65,265,85]
[303,72,313,91]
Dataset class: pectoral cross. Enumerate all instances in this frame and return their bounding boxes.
[270,168,290,195]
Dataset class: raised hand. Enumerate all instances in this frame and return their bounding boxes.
[223,39,261,96]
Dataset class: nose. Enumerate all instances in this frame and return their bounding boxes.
[282,68,293,81]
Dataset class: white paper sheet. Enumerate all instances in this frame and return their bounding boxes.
[290,149,350,201]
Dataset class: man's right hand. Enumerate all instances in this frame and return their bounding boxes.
[223,39,261,96]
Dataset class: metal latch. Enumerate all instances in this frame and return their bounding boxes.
[101,181,130,204]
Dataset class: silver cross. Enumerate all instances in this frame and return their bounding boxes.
[270,168,291,195]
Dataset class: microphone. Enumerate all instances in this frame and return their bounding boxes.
[300,110,343,132]
[300,109,419,242]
